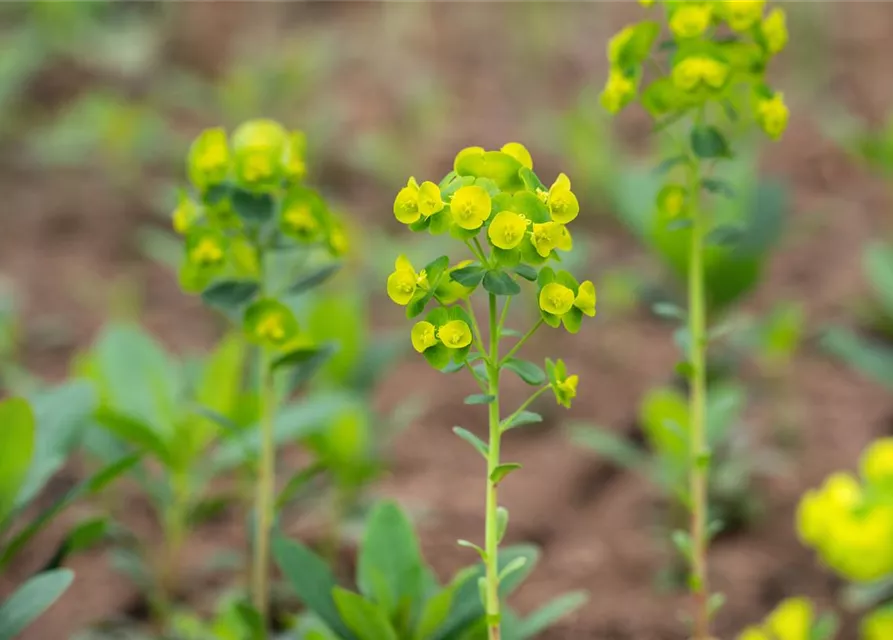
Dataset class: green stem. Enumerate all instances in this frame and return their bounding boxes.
[484,293,502,640]
[500,386,549,432]
[464,298,489,360]
[687,153,710,640]
[499,318,544,366]
[252,347,277,628]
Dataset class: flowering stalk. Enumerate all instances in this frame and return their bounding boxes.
[388,143,594,637]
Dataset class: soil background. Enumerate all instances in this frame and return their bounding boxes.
[2,2,893,639]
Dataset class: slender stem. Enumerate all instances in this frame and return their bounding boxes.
[473,237,488,264]
[687,149,710,639]
[464,298,489,359]
[498,296,512,332]
[465,361,488,391]
[465,239,488,264]
[484,293,502,640]
[500,318,544,366]
[252,347,277,626]
[500,386,549,432]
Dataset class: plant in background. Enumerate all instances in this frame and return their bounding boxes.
[273,500,586,640]
[174,118,345,626]
[387,143,592,638]
[601,1,789,636]
[0,388,137,638]
[736,597,837,640]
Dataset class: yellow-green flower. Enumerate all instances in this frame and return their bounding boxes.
[186,230,227,268]
[450,185,491,230]
[231,119,287,188]
[862,607,893,640]
[500,142,533,170]
[387,255,428,306]
[394,177,421,224]
[172,191,200,234]
[282,202,319,241]
[657,184,687,218]
[243,299,301,349]
[418,181,444,217]
[723,0,765,32]
[411,321,438,353]
[530,221,571,258]
[761,7,788,55]
[283,130,307,182]
[575,281,597,317]
[639,0,655,7]
[756,93,789,140]
[437,320,473,349]
[547,358,578,409]
[488,211,529,250]
[672,56,730,92]
[327,222,349,258]
[539,283,575,316]
[188,128,230,189]
[548,173,580,224]
[601,69,637,114]
[607,26,634,65]
[736,598,814,640]
[861,438,893,487]
[669,3,713,39]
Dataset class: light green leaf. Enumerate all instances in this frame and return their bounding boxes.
[513,591,588,639]
[503,359,546,386]
[452,427,489,459]
[569,424,646,470]
[332,588,399,640]
[0,398,34,526]
[0,569,74,640]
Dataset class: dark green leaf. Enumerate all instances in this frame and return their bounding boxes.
[489,463,522,485]
[482,271,520,297]
[452,427,489,459]
[464,394,496,405]
[231,189,275,223]
[201,280,259,316]
[503,359,546,386]
[0,569,73,639]
[450,265,486,288]
[513,264,537,282]
[706,225,744,247]
[701,177,735,198]
[501,411,542,431]
[282,343,338,389]
[93,408,172,467]
[288,263,342,296]
[690,125,731,159]
[655,155,688,174]
[42,517,108,571]
[441,360,465,374]
[272,535,358,640]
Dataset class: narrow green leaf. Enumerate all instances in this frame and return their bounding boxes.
[501,411,543,432]
[495,507,509,544]
[275,462,326,510]
[655,154,688,174]
[288,263,341,296]
[482,271,521,297]
[413,585,455,640]
[497,556,528,583]
[281,343,338,389]
[569,425,646,470]
[671,529,692,561]
[821,326,893,388]
[93,408,172,467]
[452,427,489,459]
[503,358,546,386]
[701,177,735,198]
[457,539,486,560]
[0,398,34,525]
[332,587,399,640]
[652,302,686,321]
[464,394,496,405]
[0,569,74,640]
[42,517,108,571]
[515,591,588,638]
[706,225,744,247]
[489,463,522,485]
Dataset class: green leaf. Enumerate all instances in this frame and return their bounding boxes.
[503,358,546,386]
[414,585,456,640]
[464,394,496,405]
[655,155,688,174]
[701,177,735,198]
[332,588,399,640]
[513,264,537,282]
[639,387,689,464]
[498,556,528,582]
[569,424,646,470]
[501,411,542,431]
[690,125,731,159]
[231,189,275,224]
[93,407,173,467]
[288,263,342,296]
[706,225,744,248]
[865,242,893,319]
[357,501,425,621]
[275,462,326,509]
[451,265,486,288]
[514,591,588,639]
[821,326,893,388]
[652,302,686,321]
[271,343,335,373]
[42,517,108,571]
[0,398,34,525]
[706,383,746,448]
[489,463,522,485]
[452,427,489,459]
[671,529,692,561]
[282,343,339,389]
[201,279,259,317]
[0,453,140,570]
[272,535,358,640]
[0,568,74,640]
[482,271,520,297]
[496,507,509,545]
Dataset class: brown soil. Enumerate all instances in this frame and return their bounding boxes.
[4,2,893,639]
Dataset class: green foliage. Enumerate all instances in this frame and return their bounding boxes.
[274,501,585,640]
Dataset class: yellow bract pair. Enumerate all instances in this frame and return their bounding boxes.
[669,3,712,39]
[451,186,492,230]
[387,255,429,306]
[672,56,730,92]
[756,93,790,141]
[737,598,814,640]
[539,282,596,318]
[411,319,473,353]
[394,177,444,225]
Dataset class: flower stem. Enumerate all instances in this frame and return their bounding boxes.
[485,292,502,640]
[500,386,549,432]
[500,318,544,366]
[252,347,277,626]
[687,154,710,639]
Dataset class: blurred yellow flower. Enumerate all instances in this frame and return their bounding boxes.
[672,56,730,92]
[723,0,765,32]
[762,7,788,54]
[669,3,713,39]
[756,93,789,140]
[601,69,636,114]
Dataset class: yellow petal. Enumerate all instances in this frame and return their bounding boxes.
[450,185,492,230]
[418,181,444,217]
[437,320,473,349]
[500,142,533,170]
[574,281,597,317]
[488,211,529,250]
[539,283,575,315]
[765,598,813,640]
[394,183,421,224]
[411,321,438,353]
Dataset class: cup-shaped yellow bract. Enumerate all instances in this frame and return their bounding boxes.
[537,268,594,333]
[548,173,580,224]
[671,55,730,93]
[861,438,893,487]
[394,177,421,224]
[387,255,427,306]
[418,181,444,218]
[546,358,578,409]
[657,184,687,219]
[284,130,308,182]
[414,306,474,370]
[280,186,327,243]
[600,69,638,115]
[173,190,200,234]
[411,321,438,353]
[669,2,713,39]
[500,142,533,170]
[188,128,230,190]
[737,598,814,640]
[450,185,492,230]
[186,228,228,269]
[488,211,529,250]
[243,299,301,350]
[722,0,765,32]
[231,119,288,190]
[453,146,527,193]
[862,607,893,640]
[760,7,788,55]
[756,92,789,140]
[529,221,572,259]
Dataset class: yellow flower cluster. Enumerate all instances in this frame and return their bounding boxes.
[797,438,893,582]
[537,267,596,334]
